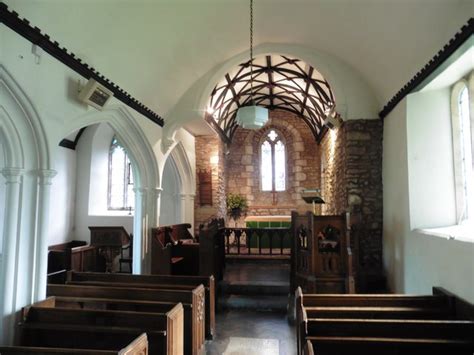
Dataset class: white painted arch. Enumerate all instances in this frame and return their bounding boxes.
[61,106,161,274]
[0,65,54,345]
[163,142,196,230]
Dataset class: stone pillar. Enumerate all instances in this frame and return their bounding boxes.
[133,187,145,274]
[0,168,23,345]
[33,169,57,302]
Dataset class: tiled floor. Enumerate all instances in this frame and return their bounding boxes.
[204,261,296,354]
[224,262,290,283]
[204,309,296,355]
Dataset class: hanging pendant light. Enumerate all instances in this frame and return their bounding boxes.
[236,0,268,130]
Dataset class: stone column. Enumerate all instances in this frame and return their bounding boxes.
[33,169,57,302]
[132,187,146,274]
[0,168,23,345]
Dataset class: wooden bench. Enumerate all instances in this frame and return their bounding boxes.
[48,241,97,273]
[20,298,182,355]
[151,226,189,275]
[302,315,474,355]
[67,271,215,339]
[303,336,474,355]
[47,283,205,355]
[295,287,456,355]
[0,333,148,354]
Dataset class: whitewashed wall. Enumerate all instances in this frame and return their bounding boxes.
[0,141,5,254]
[383,100,474,303]
[48,147,77,245]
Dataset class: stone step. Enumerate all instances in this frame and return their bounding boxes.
[225,255,291,264]
[221,280,290,295]
[219,294,289,312]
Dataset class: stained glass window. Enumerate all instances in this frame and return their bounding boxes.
[261,130,286,192]
[108,137,134,210]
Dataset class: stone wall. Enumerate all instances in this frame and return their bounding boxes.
[320,126,346,215]
[225,110,321,225]
[319,119,384,281]
[194,135,226,232]
[345,120,383,274]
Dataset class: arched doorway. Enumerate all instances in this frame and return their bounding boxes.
[160,156,182,225]
[60,107,160,274]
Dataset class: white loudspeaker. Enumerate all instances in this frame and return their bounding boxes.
[78,79,113,110]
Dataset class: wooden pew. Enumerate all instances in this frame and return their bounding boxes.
[304,336,474,355]
[20,298,182,355]
[67,271,215,339]
[295,287,455,355]
[0,333,148,354]
[151,226,188,275]
[48,241,97,273]
[47,283,205,355]
[302,314,474,355]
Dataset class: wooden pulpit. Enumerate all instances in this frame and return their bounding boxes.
[89,226,130,272]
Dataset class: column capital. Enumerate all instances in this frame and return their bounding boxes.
[180,193,196,200]
[151,187,163,198]
[133,187,147,195]
[37,169,57,185]
[2,167,24,183]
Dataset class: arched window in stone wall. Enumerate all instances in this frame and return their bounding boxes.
[261,129,286,192]
[108,136,135,211]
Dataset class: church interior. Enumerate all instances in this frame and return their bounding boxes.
[0,0,473,354]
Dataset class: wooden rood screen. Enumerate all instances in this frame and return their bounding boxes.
[291,211,356,294]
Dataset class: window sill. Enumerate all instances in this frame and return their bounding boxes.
[415,222,474,243]
[89,210,134,217]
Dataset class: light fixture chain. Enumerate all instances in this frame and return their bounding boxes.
[250,0,254,100]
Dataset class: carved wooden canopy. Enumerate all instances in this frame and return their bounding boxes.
[206,54,335,143]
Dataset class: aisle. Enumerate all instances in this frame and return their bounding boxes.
[204,309,296,355]
[204,260,296,354]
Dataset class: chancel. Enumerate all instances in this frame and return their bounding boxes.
[0,1,473,354]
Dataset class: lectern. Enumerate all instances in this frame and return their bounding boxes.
[301,188,325,214]
[89,226,130,272]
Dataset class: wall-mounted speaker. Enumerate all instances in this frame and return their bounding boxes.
[78,78,113,110]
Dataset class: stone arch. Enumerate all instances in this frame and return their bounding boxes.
[160,155,182,226]
[166,142,196,229]
[0,65,54,344]
[62,106,160,274]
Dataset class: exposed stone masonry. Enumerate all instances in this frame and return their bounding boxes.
[226,110,321,225]
[194,135,226,233]
[194,114,384,286]
[320,120,384,279]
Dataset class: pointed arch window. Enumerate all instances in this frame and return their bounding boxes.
[261,129,286,192]
[108,137,135,211]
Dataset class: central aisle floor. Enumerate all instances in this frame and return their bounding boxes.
[204,309,296,355]
[204,260,296,354]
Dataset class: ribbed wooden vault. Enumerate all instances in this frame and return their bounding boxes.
[206,54,335,143]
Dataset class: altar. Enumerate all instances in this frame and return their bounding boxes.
[244,215,291,228]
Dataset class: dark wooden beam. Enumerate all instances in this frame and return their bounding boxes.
[0,2,164,126]
[380,18,473,119]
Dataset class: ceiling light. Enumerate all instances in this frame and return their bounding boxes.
[235,0,268,130]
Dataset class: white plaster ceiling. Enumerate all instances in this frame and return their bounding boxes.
[3,0,472,134]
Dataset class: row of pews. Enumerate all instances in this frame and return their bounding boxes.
[0,271,217,355]
[296,287,474,355]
